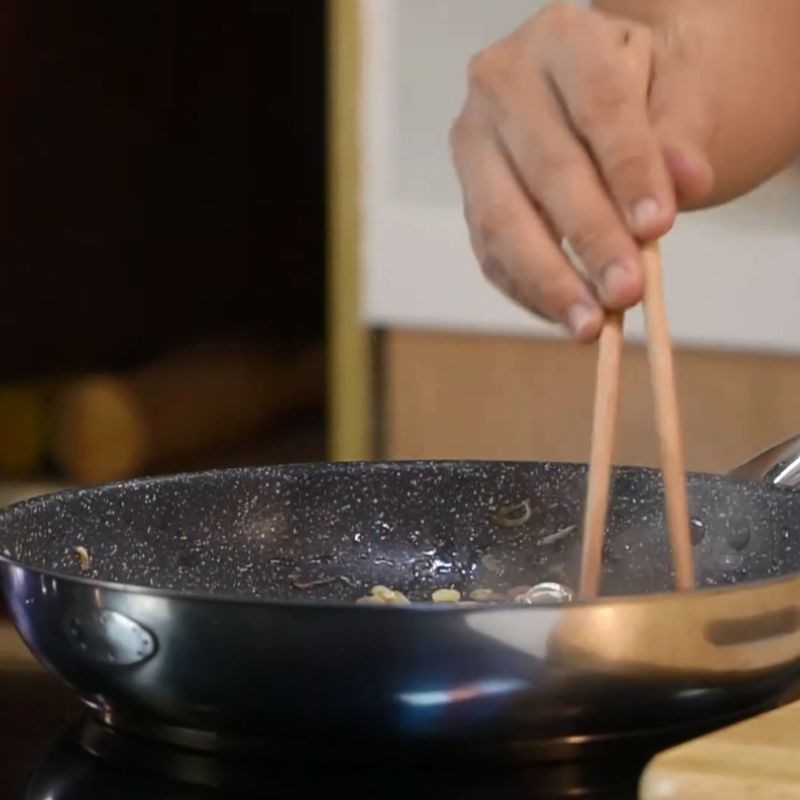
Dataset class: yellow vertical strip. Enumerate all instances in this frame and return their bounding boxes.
[327,0,374,461]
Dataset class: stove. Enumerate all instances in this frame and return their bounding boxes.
[0,622,654,799]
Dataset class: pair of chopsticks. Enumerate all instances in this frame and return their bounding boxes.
[579,241,695,598]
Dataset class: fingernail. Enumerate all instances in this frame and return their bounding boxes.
[567,301,599,339]
[630,196,660,230]
[602,261,632,303]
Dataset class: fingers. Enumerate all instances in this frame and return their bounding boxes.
[489,72,644,309]
[450,2,713,340]
[450,111,604,341]
[542,13,676,242]
[661,145,714,208]
[649,38,715,208]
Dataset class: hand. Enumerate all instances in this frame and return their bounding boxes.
[450,1,714,342]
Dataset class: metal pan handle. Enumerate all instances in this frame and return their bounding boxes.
[726,433,800,488]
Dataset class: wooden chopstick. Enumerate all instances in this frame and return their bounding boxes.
[579,240,695,598]
[641,241,695,590]
[579,311,624,599]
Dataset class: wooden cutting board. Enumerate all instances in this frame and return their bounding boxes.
[640,700,800,798]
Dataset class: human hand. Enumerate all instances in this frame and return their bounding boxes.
[450,2,714,341]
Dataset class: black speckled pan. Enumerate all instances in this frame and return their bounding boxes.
[0,459,799,758]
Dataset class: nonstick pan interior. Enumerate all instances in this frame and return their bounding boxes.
[0,461,798,602]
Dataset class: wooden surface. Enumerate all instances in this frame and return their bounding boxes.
[641,699,800,799]
[0,623,38,669]
[51,344,324,483]
[327,0,375,461]
[383,330,800,473]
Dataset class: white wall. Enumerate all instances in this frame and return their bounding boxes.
[360,0,800,354]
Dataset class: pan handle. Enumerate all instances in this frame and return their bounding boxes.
[726,433,800,488]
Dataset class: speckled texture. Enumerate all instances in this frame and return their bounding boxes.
[0,461,797,601]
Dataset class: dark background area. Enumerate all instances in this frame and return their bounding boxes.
[0,0,326,378]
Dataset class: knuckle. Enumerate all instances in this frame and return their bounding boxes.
[473,203,516,247]
[466,48,493,93]
[471,228,530,309]
[572,78,627,133]
[448,113,467,159]
[483,258,536,314]
[478,251,507,287]
[466,44,511,97]
[479,249,556,319]
[508,281,538,314]
[535,1,584,35]
[449,101,488,164]
[631,23,653,51]
[479,248,572,322]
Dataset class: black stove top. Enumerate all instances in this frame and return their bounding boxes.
[0,628,651,799]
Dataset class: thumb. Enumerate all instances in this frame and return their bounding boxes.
[649,53,715,209]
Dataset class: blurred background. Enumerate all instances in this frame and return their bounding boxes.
[0,0,327,504]
[1,0,800,508]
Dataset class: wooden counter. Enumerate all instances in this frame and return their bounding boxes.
[0,622,40,670]
[641,700,800,799]
[382,330,800,474]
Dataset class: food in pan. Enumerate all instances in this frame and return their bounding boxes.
[492,499,532,527]
[355,581,572,605]
[73,545,92,572]
[356,585,411,604]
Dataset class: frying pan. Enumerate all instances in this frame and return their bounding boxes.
[2,435,800,761]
